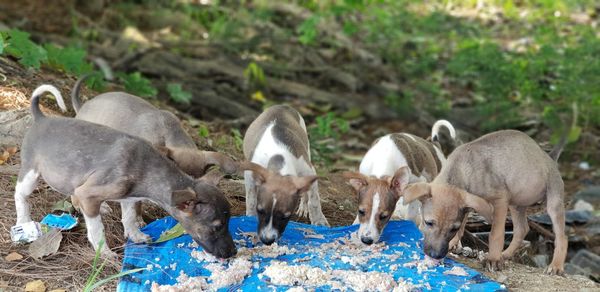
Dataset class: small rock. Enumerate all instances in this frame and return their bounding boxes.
[574,200,594,212]
[566,249,600,280]
[574,186,600,208]
[529,210,593,225]
[25,280,46,292]
[496,272,508,283]
[578,161,591,170]
[5,251,23,261]
[532,254,549,268]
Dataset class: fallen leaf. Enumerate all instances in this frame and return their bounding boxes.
[25,280,46,292]
[49,289,67,292]
[6,146,17,155]
[28,229,62,259]
[5,251,23,261]
[51,199,74,214]
[0,150,9,165]
[155,223,184,243]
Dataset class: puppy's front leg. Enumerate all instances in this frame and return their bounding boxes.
[244,171,258,216]
[83,213,115,257]
[121,201,151,243]
[485,198,509,272]
[307,181,329,226]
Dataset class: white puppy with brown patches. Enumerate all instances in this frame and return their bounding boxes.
[241,105,329,245]
[344,120,455,245]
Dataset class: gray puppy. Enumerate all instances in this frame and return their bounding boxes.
[14,85,236,258]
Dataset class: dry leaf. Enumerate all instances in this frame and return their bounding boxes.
[49,289,67,292]
[0,150,9,165]
[25,280,46,292]
[5,251,23,261]
[28,229,62,259]
[6,146,17,155]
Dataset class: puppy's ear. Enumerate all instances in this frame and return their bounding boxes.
[343,172,368,192]
[292,175,318,195]
[201,151,238,174]
[239,161,269,186]
[198,170,224,186]
[388,166,411,199]
[462,191,493,224]
[403,182,431,204]
[172,187,197,214]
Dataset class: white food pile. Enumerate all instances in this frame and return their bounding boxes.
[149,229,474,291]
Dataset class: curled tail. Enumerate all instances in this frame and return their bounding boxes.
[431,119,456,143]
[549,103,578,161]
[72,57,113,113]
[30,85,66,121]
[71,73,94,113]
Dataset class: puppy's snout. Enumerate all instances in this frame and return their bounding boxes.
[260,234,277,245]
[361,236,374,245]
[424,243,448,259]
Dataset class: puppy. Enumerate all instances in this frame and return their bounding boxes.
[71,74,237,177]
[241,105,329,245]
[403,129,568,274]
[72,75,237,228]
[344,120,456,245]
[14,85,236,258]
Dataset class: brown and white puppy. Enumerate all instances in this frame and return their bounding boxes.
[241,105,329,245]
[14,85,236,258]
[71,75,237,236]
[344,120,456,245]
[404,130,568,274]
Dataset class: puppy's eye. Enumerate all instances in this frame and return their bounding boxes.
[425,220,435,227]
[379,213,389,221]
[358,209,366,216]
[450,226,460,232]
[257,208,265,215]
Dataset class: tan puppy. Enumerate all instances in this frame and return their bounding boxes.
[404,130,568,274]
[344,120,456,245]
[241,105,329,245]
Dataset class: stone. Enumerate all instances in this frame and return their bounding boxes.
[574,186,600,208]
[565,249,600,281]
[529,210,593,225]
[532,254,548,268]
[0,109,32,147]
[573,200,594,212]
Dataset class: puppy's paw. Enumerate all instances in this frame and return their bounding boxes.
[99,202,113,215]
[100,248,119,260]
[484,255,505,272]
[296,201,309,218]
[545,263,565,276]
[127,230,152,244]
[312,217,330,227]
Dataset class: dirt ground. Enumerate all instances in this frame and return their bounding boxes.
[1,65,599,290]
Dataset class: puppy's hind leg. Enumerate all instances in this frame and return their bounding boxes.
[121,201,151,244]
[502,205,529,259]
[14,169,39,224]
[545,178,568,275]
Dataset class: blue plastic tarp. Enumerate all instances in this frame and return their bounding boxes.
[118,216,504,291]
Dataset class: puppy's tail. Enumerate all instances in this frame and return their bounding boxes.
[71,57,113,113]
[549,102,578,161]
[431,119,456,143]
[31,85,67,121]
[71,73,94,113]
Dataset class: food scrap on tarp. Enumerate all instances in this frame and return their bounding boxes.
[118,216,505,291]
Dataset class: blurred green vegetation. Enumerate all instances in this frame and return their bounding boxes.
[2,0,598,144]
